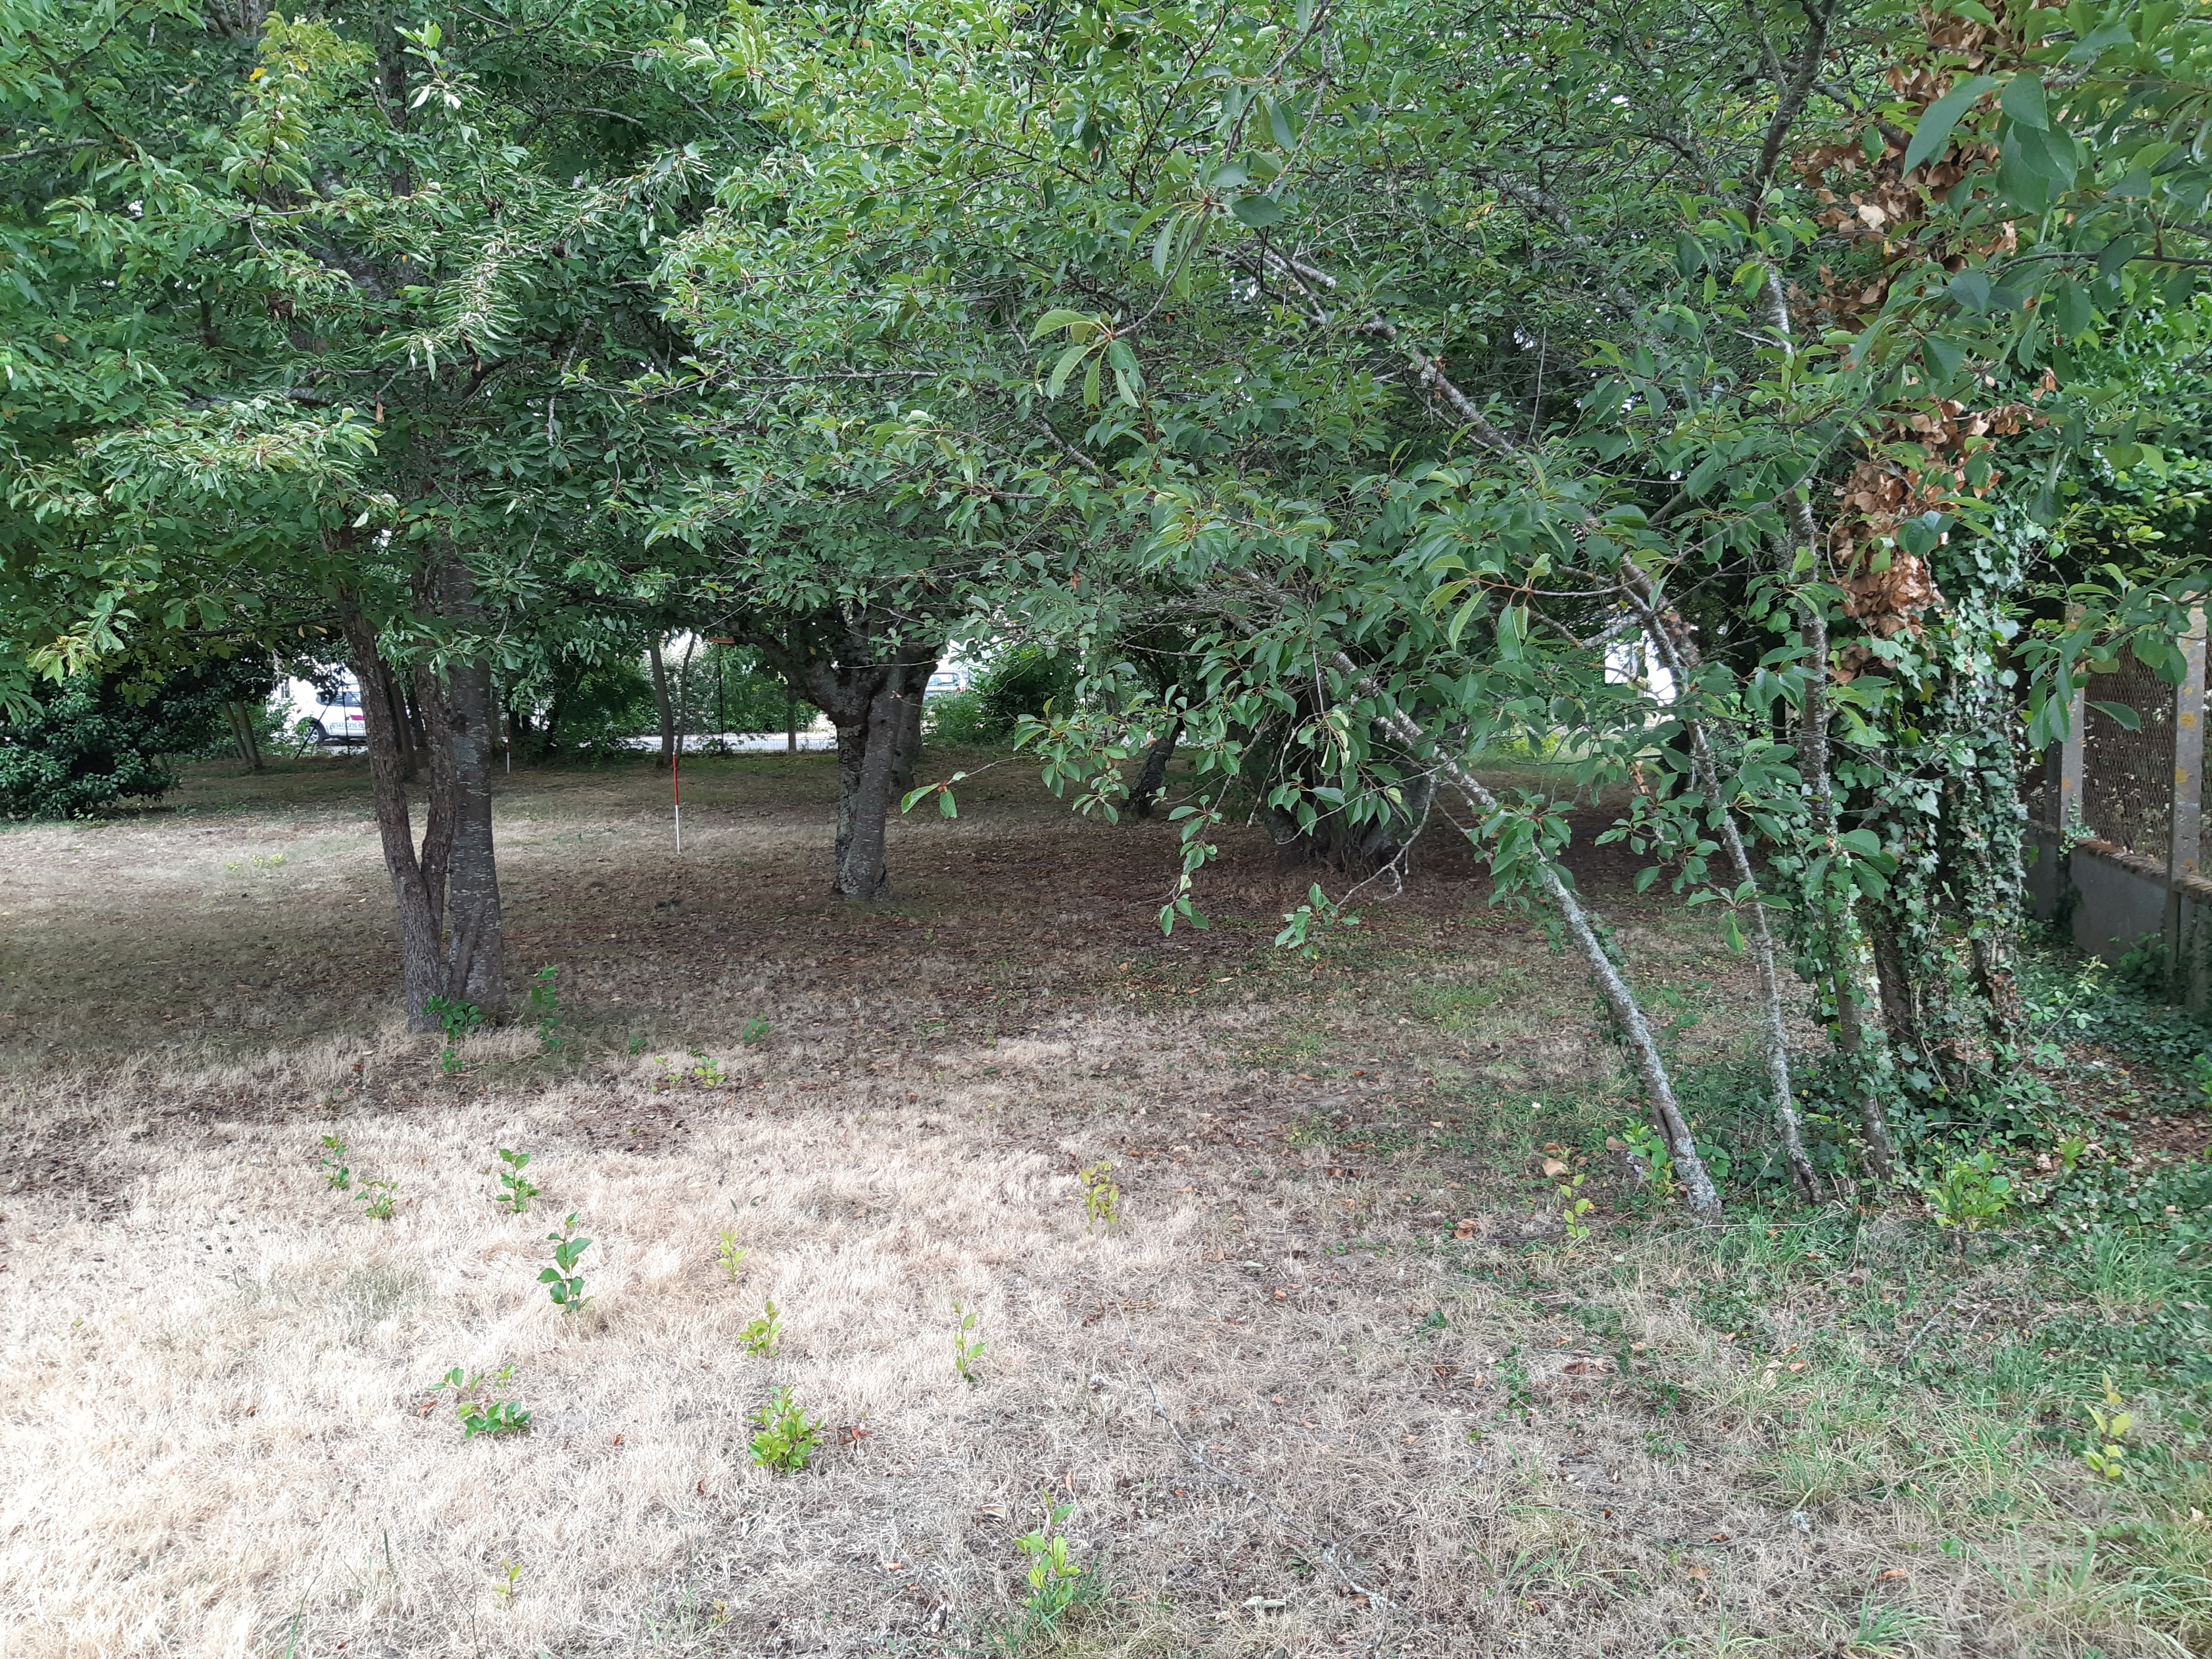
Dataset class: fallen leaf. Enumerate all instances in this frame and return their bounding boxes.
[1880,1568,1911,1582]
[696,1479,707,1495]
[1685,1565,1709,1580]
[1542,1158,1569,1177]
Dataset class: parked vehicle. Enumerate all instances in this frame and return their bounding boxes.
[282,675,367,745]
[926,665,973,698]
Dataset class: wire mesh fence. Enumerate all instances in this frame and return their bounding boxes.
[2079,656,2177,864]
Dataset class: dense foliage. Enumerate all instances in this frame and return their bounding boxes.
[8,0,2212,1198]
[0,656,273,817]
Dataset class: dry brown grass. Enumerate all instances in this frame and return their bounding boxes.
[0,753,2188,1657]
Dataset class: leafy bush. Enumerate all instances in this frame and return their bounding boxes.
[926,647,1074,744]
[539,656,657,754]
[0,659,273,818]
[926,688,992,742]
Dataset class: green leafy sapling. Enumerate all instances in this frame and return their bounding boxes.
[432,1365,532,1438]
[354,1178,397,1219]
[540,1213,592,1311]
[529,966,564,1052]
[1014,1496,1090,1629]
[748,1386,824,1474]
[494,1147,539,1214]
[317,1135,351,1191]
[952,1300,986,1382]
[2084,1371,2134,1482]
[738,1299,782,1356]
[717,1201,748,1281]
[427,995,485,1076]
[1074,1162,1121,1230]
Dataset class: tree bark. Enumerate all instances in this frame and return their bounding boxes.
[1627,579,1817,1202]
[799,653,935,899]
[339,551,507,1028]
[841,665,910,899]
[345,613,446,1028]
[649,634,676,770]
[1131,717,1183,817]
[1332,648,1721,1216]
[433,644,505,1009]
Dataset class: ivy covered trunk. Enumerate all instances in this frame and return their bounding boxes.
[1836,550,2031,1124]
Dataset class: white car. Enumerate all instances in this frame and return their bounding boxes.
[926,666,973,698]
[283,675,368,745]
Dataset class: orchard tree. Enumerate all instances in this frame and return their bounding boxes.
[649,0,2212,1208]
[2,0,727,1023]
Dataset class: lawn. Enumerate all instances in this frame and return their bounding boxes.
[0,749,2205,1658]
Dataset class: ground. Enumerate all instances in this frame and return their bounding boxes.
[0,750,2206,1659]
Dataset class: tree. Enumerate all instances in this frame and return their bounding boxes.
[3,0,726,1023]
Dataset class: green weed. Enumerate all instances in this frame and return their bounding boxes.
[748,1386,823,1474]
[529,966,564,1052]
[317,1134,351,1191]
[2084,1372,2135,1483]
[1924,1151,2013,1244]
[540,1213,592,1311]
[353,1178,397,1220]
[493,1147,539,1214]
[740,1018,771,1045]
[717,1202,748,1281]
[988,1495,1101,1653]
[1074,1162,1120,1231]
[952,1300,986,1383]
[738,1299,782,1357]
[427,995,484,1076]
[431,1365,532,1438]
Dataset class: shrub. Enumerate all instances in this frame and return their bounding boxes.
[0,658,274,818]
[925,647,1075,744]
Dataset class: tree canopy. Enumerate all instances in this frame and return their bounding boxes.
[10,0,2212,1205]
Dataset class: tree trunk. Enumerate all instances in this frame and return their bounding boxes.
[344,613,446,1029]
[891,660,933,801]
[800,654,935,900]
[840,666,911,899]
[1628,580,1816,1202]
[434,646,505,1010]
[1131,717,1183,817]
[649,634,676,770]
[1334,648,1721,1216]
[1799,598,1897,1180]
[340,552,507,1028]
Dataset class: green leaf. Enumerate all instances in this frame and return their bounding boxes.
[1902,75,1996,175]
[1027,307,1093,342]
[2088,699,2141,733]
[1231,193,1285,228]
[1046,338,1091,397]
[1723,912,1744,953]
[1999,73,2049,132]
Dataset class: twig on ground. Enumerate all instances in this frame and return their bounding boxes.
[1896,1295,1966,1366]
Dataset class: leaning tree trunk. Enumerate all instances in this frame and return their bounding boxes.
[1627,576,1817,1202]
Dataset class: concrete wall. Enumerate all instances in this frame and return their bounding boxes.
[2026,825,2212,1009]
